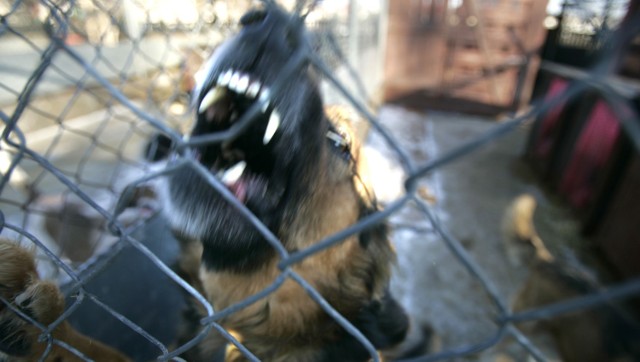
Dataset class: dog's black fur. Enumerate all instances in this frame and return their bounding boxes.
[164,7,324,273]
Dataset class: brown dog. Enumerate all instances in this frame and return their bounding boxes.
[503,194,640,362]
[0,4,413,361]
[0,239,130,361]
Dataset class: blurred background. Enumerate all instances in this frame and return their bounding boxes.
[1,0,639,361]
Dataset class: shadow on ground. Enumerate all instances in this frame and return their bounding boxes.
[370,105,591,360]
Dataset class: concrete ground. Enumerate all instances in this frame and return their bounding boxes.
[368,105,590,360]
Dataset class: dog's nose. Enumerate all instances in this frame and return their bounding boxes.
[239,6,302,49]
[240,9,267,27]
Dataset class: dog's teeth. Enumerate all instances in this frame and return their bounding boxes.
[259,88,271,113]
[221,161,247,185]
[229,72,240,92]
[14,292,29,306]
[247,81,261,98]
[263,111,280,145]
[218,70,232,86]
[198,86,226,114]
[237,75,249,94]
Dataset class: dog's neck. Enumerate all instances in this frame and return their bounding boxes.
[200,235,275,273]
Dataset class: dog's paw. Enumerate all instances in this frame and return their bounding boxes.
[383,320,441,360]
[0,238,65,358]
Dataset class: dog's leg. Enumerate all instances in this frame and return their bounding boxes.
[0,239,130,361]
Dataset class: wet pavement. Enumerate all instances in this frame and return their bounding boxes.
[368,105,587,359]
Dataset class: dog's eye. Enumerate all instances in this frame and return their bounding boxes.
[339,143,351,161]
[326,129,352,161]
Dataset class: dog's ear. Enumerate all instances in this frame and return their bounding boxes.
[319,290,409,361]
[360,290,410,349]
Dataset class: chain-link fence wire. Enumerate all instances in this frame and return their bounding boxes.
[1,0,640,361]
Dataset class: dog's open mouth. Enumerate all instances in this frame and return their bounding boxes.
[192,68,285,211]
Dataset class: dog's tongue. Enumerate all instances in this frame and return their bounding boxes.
[226,179,248,203]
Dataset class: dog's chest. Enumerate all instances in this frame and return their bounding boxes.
[200,266,332,338]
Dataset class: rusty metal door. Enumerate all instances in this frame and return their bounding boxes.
[383,0,549,115]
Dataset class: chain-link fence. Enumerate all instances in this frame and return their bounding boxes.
[1,0,640,361]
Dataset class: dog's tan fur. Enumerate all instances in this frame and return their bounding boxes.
[0,239,130,362]
[0,109,402,362]
[171,106,400,361]
[504,194,640,362]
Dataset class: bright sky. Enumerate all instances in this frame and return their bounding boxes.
[548,0,563,15]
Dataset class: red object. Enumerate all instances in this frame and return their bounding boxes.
[559,100,621,208]
[534,77,570,159]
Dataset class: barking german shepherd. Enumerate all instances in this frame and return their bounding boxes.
[0,4,412,361]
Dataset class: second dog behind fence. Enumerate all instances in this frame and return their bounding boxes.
[503,194,640,362]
